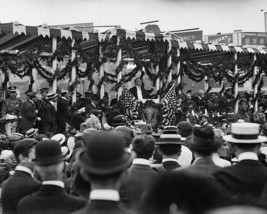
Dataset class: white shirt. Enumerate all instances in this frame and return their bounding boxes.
[90,190,120,201]
[15,165,34,178]
[238,152,258,161]
[136,86,143,101]
[42,180,64,188]
[178,145,193,167]
[132,158,150,166]
[212,153,231,167]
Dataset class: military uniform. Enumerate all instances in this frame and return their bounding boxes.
[1,86,22,136]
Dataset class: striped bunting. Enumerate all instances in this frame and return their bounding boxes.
[0,22,98,41]
[172,40,267,55]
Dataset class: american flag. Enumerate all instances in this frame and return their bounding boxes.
[123,87,139,119]
[162,84,177,125]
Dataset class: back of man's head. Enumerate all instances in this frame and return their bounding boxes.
[132,135,155,159]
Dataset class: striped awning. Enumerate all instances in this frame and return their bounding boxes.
[102,28,170,42]
[0,22,98,41]
[171,40,267,55]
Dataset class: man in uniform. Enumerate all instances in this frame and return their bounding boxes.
[1,86,22,136]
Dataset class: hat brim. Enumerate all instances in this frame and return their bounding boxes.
[77,148,135,175]
[47,94,58,100]
[223,135,267,143]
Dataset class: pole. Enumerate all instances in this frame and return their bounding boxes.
[52,37,57,93]
[167,40,172,82]
[99,44,105,99]
[176,47,182,94]
[234,52,239,113]
[71,38,76,104]
[32,68,37,92]
[116,36,122,98]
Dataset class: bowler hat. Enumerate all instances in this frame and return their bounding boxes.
[157,134,183,145]
[34,140,64,166]
[8,86,16,93]
[224,122,267,144]
[13,139,37,158]
[111,115,127,127]
[77,131,135,175]
[186,125,217,150]
[114,126,135,147]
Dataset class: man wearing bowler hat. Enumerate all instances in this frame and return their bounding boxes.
[176,125,221,176]
[213,122,267,203]
[1,85,22,136]
[1,139,41,214]
[153,134,183,172]
[18,140,86,214]
[19,91,38,134]
[74,131,135,214]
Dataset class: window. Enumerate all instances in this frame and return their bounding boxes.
[259,38,265,45]
[245,38,250,45]
[252,38,257,45]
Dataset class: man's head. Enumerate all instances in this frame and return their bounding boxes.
[61,90,70,100]
[8,86,17,99]
[47,92,58,102]
[115,126,135,148]
[186,90,192,99]
[40,88,49,99]
[134,78,142,87]
[177,121,192,138]
[34,140,65,180]
[26,91,37,102]
[13,139,37,171]
[157,134,183,157]
[132,135,155,159]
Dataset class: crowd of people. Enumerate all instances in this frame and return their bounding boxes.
[0,84,267,214]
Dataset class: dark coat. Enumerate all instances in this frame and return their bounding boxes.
[120,164,157,210]
[57,97,72,133]
[1,170,41,214]
[175,157,221,176]
[74,200,127,214]
[129,86,149,100]
[42,101,57,134]
[19,100,37,132]
[18,185,86,214]
[153,160,181,173]
[213,160,267,203]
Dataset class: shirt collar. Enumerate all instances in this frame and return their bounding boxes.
[238,152,258,161]
[162,158,179,163]
[90,190,120,201]
[133,158,150,166]
[61,97,67,101]
[42,180,65,188]
[15,165,34,178]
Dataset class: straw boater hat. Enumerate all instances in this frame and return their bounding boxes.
[156,134,183,145]
[51,134,66,145]
[224,122,267,144]
[47,92,58,100]
[25,128,38,138]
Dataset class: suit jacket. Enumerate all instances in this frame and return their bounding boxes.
[74,200,127,214]
[57,97,71,124]
[43,101,57,124]
[129,86,148,100]
[153,160,181,173]
[213,160,267,202]
[120,164,157,210]
[1,170,41,214]
[19,100,37,131]
[175,157,221,176]
[18,185,86,214]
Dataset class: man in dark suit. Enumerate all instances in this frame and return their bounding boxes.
[120,135,156,211]
[42,92,58,134]
[18,140,86,214]
[36,87,50,133]
[19,92,38,134]
[129,78,149,101]
[1,139,41,214]
[213,122,267,204]
[175,125,221,176]
[57,90,72,133]
[153,134,182,172]
[74,131,135,214]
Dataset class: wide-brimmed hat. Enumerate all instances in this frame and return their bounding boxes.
[8,86,17,93]
[25,128,38,138]
[34,140,64,166]
[51,134,66,145]
[47,92,58,100]
[77,131,135,175]
[224,122,267,144]
[156,134,183,145]
[186,125,217,150]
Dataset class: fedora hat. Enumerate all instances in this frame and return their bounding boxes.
[47,92,58,100]
[77,131,135,175]
[186,125,217,150]
[156,134,183,145]
[34,140,64,166]
[224,122,267,144]
[51,134,66,145]
[25,128,38,138]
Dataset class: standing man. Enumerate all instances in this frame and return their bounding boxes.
[42,92,58,135]
[36,88,50,133]
[57,90,72,134]
[18,140,86,214]
[1,139,41,214]
[1,86,22,136]
[129,78,149,102]
[19,92,38,134]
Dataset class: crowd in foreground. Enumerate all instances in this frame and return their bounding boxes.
[1,86,267,214]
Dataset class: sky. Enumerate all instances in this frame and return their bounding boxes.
[1,0,267,35]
